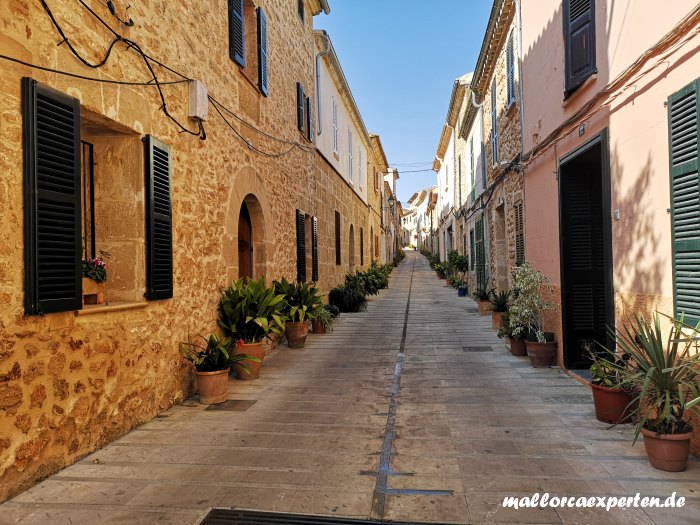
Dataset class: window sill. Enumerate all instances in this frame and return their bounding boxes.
[75,301,148,317]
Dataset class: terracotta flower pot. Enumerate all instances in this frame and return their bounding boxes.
[590,383,634,424]
[233,342,264,380]
[491,311,504,330]
[195,368,230,404]
[478,300,491,315]
[508,337,527,356]
[641,428,692,472]
[285,321,309,348]
[525,340,557,367]
[437,273,446,279]
[311,320,326,334]
[82,277,105,305]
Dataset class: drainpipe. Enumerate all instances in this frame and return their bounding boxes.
[315,31,331,136]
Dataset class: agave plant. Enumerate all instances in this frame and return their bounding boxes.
[218,277,287,343]
[600,313,700,440]
[489,290,511,313]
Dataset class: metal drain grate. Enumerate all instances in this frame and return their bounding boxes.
[205,400,257,411]
[461,346,493,352]
[199,508,455,525]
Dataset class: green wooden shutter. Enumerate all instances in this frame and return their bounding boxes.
[228,0,245,67]
[256,7,268,96]
[335,211,341,265]
[564,0,596,95]
[145,136,173,300]
[311,217,318,281]
[668,79,700,324]
[515,201,524,266]
[469,228,475,271]
[306,96,314,142]
[360,227,364,266]
[22,78,82,315]
[296,209,306,282]
[297,83,305,133]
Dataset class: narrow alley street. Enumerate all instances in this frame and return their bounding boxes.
[2,251,699,525]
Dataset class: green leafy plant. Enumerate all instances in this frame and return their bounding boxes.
[82,250,111,283]
[310,304,334,332]
[473,288,492,301]
[325,304,340,319]
[273,278,323,323]
[508,261,556,342]
[180,333,260,373]
[490,290,511,313]
[329,274,367,313]
[433,262,447,276]
[218,277,287,344]
[599,313,700,439]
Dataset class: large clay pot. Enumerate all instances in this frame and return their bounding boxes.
[525,340,557,367]
[195,369,230,404]
[508,338,527,357]
[478,300,491,315]
[641,428,692,472]
[285,321,309,348]
[234,342,264,380]
[590,383,634,423]
[492,311,504,330]
[311,320,326,334]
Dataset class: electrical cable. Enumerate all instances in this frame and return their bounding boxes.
[0,54,188,86]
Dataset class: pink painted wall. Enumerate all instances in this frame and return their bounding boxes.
[520,0,700,303]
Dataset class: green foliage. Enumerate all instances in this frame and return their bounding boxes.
[82,250,111,283]
[489,290,511,313]
[599,313,700,438]
[180,333,260,373]
[218,277,287,344]
[497,310,513,339]
[508,261,555,342]
[329,275,367,313]
[310,304,334,331]
[473,288,492,301]
[324,304,340,319]
[393,249,406,266]
[273,278,323,323]
[432,262,446,275]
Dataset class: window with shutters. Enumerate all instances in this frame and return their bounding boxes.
[297,82,305,133]
[469,137,476,204]
[469,228,475,272]
[231,1,268,97]
[360,227,364,266]
[22,78,164,314]
[348,129,353,184]
[335,210,341,265]
[332,99,339,154]
[228,0,245,67]
[563,0,597,96]
[515,201,524,266]
[491,80,498,165]
[296,210,306,282]
[506,32,516,107]
[668,78,700,325]
[475,215,487,290]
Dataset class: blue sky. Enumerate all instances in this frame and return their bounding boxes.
[315,1,492,204]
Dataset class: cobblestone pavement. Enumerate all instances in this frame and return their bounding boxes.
[2,251,699,524]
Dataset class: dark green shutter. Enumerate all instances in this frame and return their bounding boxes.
[668,79,700,325]
[22,78,82,315]
[145,136,173,300]
[311,217,319,281]
[469,228,475,271]
[296,209,306,282]
[360,227,364,266]
[256,7,268,96]
[515,201,524,266]
[475,216,486,290]
[297,83,305,132]
[297,0,304,21]
[229,0,245,67]
[564,0,596,95]
[335,211,341,265]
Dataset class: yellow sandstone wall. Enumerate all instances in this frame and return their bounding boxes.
[0,0,372,501]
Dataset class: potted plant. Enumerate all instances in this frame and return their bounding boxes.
[329,274,368,313]
[454,255,470,297]
[490,290,511,330]
[180,333,259,404]
[473,288,492,315]
[218,277,287,379]
[602,314,700,471]
[81,250,111,305]
[509,262,557,367]
[433,262,447,279]
[310,304,336,334]
[588,348,635,424]
[497,311,527,356]
[274,278,323,348]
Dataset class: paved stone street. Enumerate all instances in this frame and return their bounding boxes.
[2,251,699,525]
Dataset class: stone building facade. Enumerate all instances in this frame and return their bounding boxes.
[0,0,387,501]
[474,0,523,293]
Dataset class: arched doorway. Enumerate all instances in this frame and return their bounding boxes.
[349,224,355,269]
[238,202,253,278]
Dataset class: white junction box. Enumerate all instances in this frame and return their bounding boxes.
[188,79,208,121]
